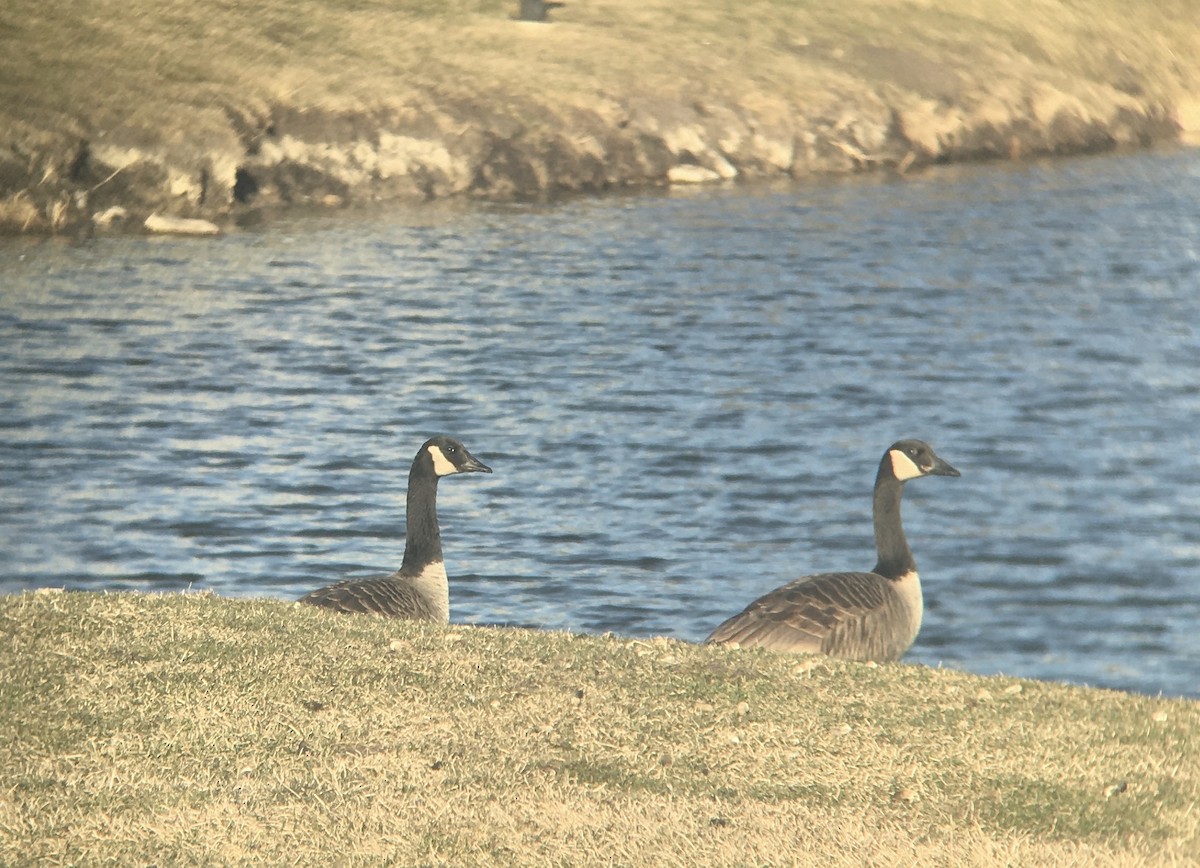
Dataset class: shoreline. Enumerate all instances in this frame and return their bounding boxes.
[2,1,1199,235]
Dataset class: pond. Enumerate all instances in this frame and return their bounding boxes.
[2,146,1198,699]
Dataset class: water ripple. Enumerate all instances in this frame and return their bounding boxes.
[2,149,1199,698]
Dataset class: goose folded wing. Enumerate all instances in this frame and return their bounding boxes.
[298,575,432,619]
[707,571,893,654]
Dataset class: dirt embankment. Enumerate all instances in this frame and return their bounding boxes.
[2,1,1198,235]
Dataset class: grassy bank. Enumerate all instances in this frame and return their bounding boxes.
[4,0,1195,124]
[2,590,1196,864]
[2,0,1199,232]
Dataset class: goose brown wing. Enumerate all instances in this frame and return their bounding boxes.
[705,571,894,655]
[298,576,436,620]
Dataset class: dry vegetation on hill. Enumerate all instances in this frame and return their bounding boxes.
[2,0,1198,233]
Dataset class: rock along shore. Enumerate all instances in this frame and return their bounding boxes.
[2,1,1198,235]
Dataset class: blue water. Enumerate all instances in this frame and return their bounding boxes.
[2,147,1198,699]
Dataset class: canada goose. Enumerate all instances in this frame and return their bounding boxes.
[298,435,491,621]
[705,439,959,662]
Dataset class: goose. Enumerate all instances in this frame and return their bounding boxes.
[298,435,491,621]
[705,439,959,662]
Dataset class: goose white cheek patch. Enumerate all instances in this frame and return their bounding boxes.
[889,449,924,481]
[428,445,459,476]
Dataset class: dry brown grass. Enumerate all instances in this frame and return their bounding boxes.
[2,589,1196,864]
[3,0,1198,139]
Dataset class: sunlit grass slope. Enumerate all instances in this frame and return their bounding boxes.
[2,590,1196,864]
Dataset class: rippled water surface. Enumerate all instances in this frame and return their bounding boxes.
[3,149,1198,698]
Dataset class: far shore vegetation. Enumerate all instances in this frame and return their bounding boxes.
[3,0,1200,231]
[5,0,1196,126]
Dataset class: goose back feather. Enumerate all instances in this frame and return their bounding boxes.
[706,439,958,662]
[298,435,490,621]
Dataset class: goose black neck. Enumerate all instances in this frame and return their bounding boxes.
[400,463,443,575]
[871,469,916,579]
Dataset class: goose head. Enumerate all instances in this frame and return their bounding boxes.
[421,435,493,477]
[885,439,960,482]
